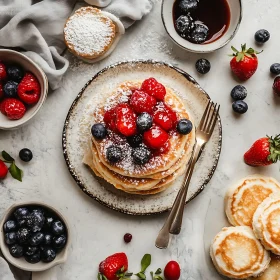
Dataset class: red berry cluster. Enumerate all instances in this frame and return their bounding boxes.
[0,61,41,120]
[103,78,178,154]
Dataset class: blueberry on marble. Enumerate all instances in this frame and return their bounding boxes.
[7,64,24,82]
[195,59,211,74]
[231,85,247,100]
[3,220,18,233]
[5,232,17,245]
[255,29,270,43]
[232,100,248,114]
[177,119,193,135]
[51,220,65,236]
[9,244,24,258]
[132,146,151,165]
[136,113,153,132]
[106,145,123,163]
[19,148,33,162]
[91,123,107,140]
[270,63,280,75]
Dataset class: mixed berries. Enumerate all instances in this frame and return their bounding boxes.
[230,85,248,114]
[91,78,193,166]
[3,205,67,264]
[0,61,41,120]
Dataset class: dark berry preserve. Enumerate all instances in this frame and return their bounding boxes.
[173,0,231,44]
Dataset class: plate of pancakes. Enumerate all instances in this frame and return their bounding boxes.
[205,174,280,279]
[62,60,222,215]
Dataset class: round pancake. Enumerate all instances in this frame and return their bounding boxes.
[225,175,280,227]
[91,81,195,178]
[210,226,271,279]
[253,196,280,255]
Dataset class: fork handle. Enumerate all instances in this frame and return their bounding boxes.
[169,144,201,235]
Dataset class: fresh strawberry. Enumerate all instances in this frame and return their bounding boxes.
[0,83,3,99]
[244,135,280,166]
[143,125,169,149]
[230,44,262,81]
[0,160,8,179]
[130,90,157,114]
[141,78,166,101]
[104,108,117,132]
[0,61,7,81]
[153,102,177,131]
[99,252,128,280]
[2,98,26,120]
[273,76,280,96]
[17,72,41,105]
[115,103,137,137]
[153,139,171,156]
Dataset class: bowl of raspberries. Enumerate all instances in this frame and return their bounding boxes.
[0,49,48,130]
[0,201,70,273]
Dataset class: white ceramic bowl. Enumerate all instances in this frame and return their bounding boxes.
[0,50,48,130]
[0,201,70,273]
[161,0,243,53]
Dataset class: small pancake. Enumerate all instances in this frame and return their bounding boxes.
[253,196,280,255]
[210,226,271,279]
[225,175,280,227]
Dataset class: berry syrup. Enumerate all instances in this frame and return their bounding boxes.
[173,0,231,44]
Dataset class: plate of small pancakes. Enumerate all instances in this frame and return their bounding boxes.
[205,174,280,279]
[62,60,222,215]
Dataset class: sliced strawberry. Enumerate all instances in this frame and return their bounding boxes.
[143,125,169,149]
[104,108,117,132]
[130,90,157,114]
[115,103,137,137]
[141,78,166,101]
[153,102,178,130]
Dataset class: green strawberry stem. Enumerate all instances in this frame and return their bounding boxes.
[268,134,280,163]
[231,44,263,62]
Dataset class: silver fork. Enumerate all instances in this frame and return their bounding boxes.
[155,100,220,249]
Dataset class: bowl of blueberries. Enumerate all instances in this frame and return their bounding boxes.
[0,201,70,273]
[161,0,242,53]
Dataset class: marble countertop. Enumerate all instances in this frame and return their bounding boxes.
[1,0,280,279]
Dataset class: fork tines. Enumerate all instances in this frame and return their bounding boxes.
[199,100,220,134]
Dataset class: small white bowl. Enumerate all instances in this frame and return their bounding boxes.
[0,50,48,130]
[161,0,242,53]
[0,201,70,274]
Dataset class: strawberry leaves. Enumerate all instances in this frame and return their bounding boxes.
[231,44,263,62]
[0,151,23,181]
[135,254,151,279]
[150,268,163,280]
[268,134,280,163]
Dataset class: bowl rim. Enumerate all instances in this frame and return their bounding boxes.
[0,49,48,130]
[161,0,243,53]
[0,201,71,272]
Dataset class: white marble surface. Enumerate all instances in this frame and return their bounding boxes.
[1,0,280,279]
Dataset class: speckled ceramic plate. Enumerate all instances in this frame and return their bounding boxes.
[62,60,222,215]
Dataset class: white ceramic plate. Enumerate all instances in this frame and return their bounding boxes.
[62,60,222,215]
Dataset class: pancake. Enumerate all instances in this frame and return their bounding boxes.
[225,175,280,227]
[210,226,271,279]
[64,7,116,59]
[91,81,195,178]
[253,196,280,255]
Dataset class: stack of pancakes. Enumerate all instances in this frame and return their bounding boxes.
[83,81,195,195]
[211,175,280,279]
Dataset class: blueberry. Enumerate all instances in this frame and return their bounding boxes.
[132,147,151,165]
[29,232,44,246]
[43,233,53,246]
[255,29,270,43]
[14,207,29,221]
[7,65,24,82]
[232,100,248,114]
[136,113,153,132]
[178,0,198,13]
[270,63,280,75]
[189,23,209,44]
[44,216,54,229]
[91,123,107,140]
[26,210,45,232]
[3,81,18,98]
[177,119,193,135]
[51,220,65,236]
[19,148,33,162]
[5,232,17,245]
[9,244,24,258]
[24,251,41,264]
[127,134,143,148]
[17,228,30,244]
[106,145,123,163]
[195,59,211,74]
[24,245,39,256]
[41,247,56,263]
[175,15,195,38]
[3,220,18,233]
[52,234,67,249]
[231,85,247,100]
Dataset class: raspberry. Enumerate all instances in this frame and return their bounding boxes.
[0,99,8,115]
[141,78,166,101]
[2,98,26,120]
[0,62,7,81]
[153,102,178,130]
[17,72,40,105]
[0,83,3,99]
[130,90,157,114]
[273,76,280,96]
[143,125,169,149]
[0,159,8,179]
[115,103,137,137]
[104,108,117,132]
